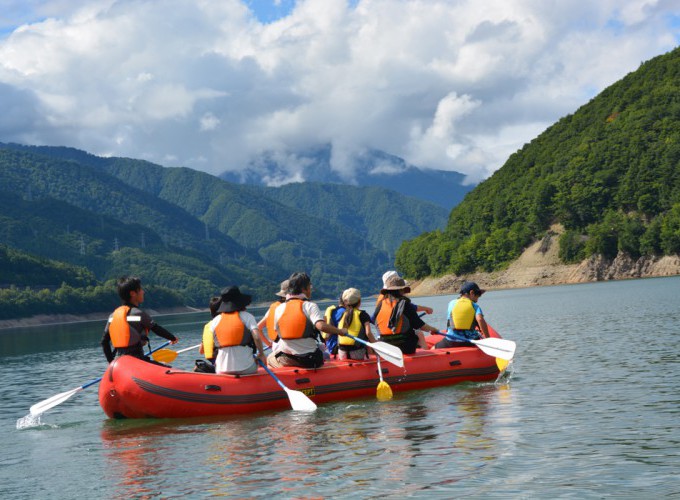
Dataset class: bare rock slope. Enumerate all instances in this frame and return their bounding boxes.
[409,227,680,296]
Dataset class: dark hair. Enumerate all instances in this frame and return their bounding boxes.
[117,276,142,302]
[209,296,221,318]
[288,272,311,295]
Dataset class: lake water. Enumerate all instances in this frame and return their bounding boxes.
[2,276,680,498]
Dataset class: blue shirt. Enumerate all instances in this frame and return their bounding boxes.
[445,297,483,340]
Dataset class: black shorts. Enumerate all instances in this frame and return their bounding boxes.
[275,348,324,368]
[434,337,475,349]
[380,332,419,354]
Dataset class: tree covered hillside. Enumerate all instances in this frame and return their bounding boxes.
[396,46,680,279]
[0,143,447,319]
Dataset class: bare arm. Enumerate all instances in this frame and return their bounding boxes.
[251,328,267,364]
[315,320,347,337]
[256,315,272,347]
[476,314,490,338]
[420,323,441,335]
[364,322,378,343]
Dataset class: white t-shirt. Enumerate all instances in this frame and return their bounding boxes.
[212,311,259,374]
[272,296,324,356]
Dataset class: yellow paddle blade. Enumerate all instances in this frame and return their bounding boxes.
[496,357,510,372]
[151,348,179,364]
[376,380,393,401]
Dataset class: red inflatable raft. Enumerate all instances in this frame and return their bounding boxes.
[99,332,507,419]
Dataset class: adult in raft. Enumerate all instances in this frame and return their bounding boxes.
[434,281,490,349]
[101,276,179,364]
[267,272,348,369]
[210,286,267,375]
[373,274,439,354]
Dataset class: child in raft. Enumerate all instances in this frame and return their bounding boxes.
[325,288,378,360]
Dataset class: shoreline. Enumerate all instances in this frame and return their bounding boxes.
[407,231,680,296]
[2,235,678,329]
[0,306,203,331]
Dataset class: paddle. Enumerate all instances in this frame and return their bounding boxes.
[29,341,171,416]
[152,343,202,364]
[343,333,404,368]
[495,358,511,372]
[375,355,393,401]
[447,334,516,361]
[255,359,317,412]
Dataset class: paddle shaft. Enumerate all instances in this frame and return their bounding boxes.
[256,358,288,392]
[175,343,202,354]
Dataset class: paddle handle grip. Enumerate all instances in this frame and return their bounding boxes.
[81,377,103,390]
[148,340,172,354]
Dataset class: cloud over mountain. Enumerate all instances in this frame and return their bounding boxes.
[0,0,678,184]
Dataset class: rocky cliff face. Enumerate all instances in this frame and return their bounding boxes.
[409,232,680,296]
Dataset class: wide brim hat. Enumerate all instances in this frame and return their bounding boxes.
[380,275,411,293]
[275,279,290,298]
[217,286,252,313]
[382,270,399,288]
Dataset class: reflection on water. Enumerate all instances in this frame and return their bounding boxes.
[94,381,518,498]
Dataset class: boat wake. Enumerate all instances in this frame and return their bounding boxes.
[494,360,515,386]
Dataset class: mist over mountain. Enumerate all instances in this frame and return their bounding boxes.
[220,146,473,210]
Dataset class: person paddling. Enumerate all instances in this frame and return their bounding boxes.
[372,274,438,353]
[332,288,378,361]
[267,272,348,369]
[434,281,490,349]
[101,276,179,364]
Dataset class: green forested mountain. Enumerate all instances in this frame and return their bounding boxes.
[0,144,447,319]
[397,46,680,278]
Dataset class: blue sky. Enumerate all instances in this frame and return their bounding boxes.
[0,1,679,184]
[246,0,296,23]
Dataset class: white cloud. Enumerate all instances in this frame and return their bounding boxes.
[0,0,679,185]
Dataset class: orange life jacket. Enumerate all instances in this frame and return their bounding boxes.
[374,295,410,336]
[276,298,317,340]
[212,312,253,349]
[265,302,280,341]
[109,305,145,348]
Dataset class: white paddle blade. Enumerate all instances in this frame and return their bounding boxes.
[472,338,516,361]
[370,341,404,368]
[30,387,82,416]
[285,388,317,412]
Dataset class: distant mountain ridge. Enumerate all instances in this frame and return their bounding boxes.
[0,142,447,317]
[220,146,473,210]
